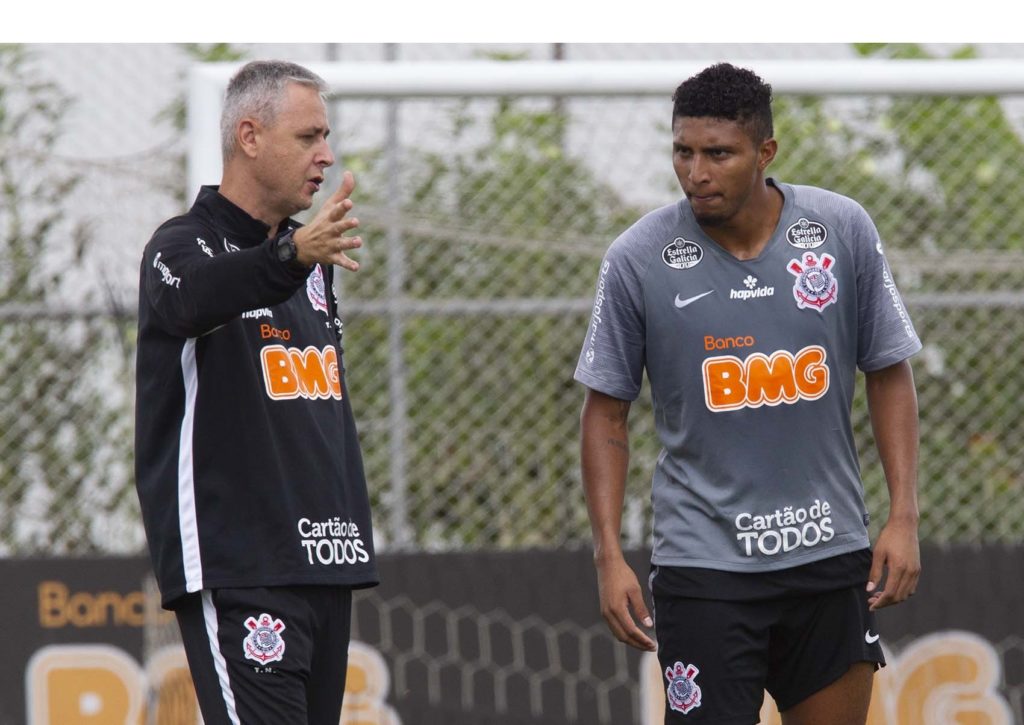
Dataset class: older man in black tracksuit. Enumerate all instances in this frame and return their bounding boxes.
[135,60,377,725]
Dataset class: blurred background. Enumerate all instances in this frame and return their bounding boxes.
[2,43,1022,724]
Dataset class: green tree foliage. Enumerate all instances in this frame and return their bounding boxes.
[336,87,650,548]
[0,45,136,553]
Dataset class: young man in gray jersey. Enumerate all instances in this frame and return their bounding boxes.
[575,63,921,724]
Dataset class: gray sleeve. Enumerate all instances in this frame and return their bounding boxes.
[848,203,923,371]
[573,237,647,400]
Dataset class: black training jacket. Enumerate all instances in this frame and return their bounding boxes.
[135,186,378,608]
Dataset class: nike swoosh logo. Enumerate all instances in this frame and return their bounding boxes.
[674,290,714,309]
[865,631,880,644]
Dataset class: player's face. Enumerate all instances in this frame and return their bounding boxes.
[253,83,334,220]
[672,116,774,226]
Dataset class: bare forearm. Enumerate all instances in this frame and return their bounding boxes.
[866,360,920,523]
[580,389,632,563]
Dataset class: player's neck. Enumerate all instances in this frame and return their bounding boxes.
[218,170,287,238]
[699,182,783,261]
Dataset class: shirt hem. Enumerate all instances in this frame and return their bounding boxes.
[650,538,870,573]
[160,571,380,609]
[573,370,640,401]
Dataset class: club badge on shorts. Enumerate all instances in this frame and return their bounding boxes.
[788,251,838,312]
[665,661,702,714]
[243,613,287,664]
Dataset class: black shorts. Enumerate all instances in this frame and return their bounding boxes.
[653,585,885,724]
[175,585,353,725]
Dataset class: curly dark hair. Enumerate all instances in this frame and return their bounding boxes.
[672,63,774,142]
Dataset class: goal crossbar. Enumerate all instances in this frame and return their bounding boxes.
[188,58,1024,192]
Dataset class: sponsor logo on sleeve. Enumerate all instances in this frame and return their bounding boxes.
[788,252,838,312]
[883,266,916,338]
[243,613,286,664]
[222,237,239,253]
[662,238,703,269]
[786,218,828,249]
[665,662,702,714]
[152,252,181,288]
[585,260,611,366]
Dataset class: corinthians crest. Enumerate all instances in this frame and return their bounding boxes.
[665,661,702,714]
[307,264,328,315]
[243,613,287,664]
[788,251,838,312]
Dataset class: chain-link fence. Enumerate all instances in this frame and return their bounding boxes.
[326,70,1024,551]
[2,43,1023,557]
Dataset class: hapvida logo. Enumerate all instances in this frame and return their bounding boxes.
[730,275,775,301]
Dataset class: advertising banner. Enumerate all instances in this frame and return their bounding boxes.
[2,545,1020,724]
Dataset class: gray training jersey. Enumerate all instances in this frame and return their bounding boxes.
[574,180,922,573]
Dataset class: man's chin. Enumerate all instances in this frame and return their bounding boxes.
[693,211,729,226]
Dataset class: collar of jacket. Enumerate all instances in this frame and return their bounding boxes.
[193,186,297,248]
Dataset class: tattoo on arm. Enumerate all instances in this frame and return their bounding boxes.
[606,437,629,453]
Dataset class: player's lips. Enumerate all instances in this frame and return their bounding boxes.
[306,177,323,193]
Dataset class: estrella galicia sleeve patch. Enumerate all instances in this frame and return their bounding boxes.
[786,218,828,249]
[662,238,704,269]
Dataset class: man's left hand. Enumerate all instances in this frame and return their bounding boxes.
[867,518,920,610]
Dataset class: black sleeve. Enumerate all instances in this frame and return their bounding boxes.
[141,219,311,338]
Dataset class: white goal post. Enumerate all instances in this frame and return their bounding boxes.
[187,58,1024,194]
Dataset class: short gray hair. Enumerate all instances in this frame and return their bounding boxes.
[220,60,328,161]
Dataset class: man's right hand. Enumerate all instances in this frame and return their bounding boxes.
[596,554,657,651]
[293,170,363,271]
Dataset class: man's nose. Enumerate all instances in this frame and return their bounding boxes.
[689,155,710,183]
[317,141,335,169]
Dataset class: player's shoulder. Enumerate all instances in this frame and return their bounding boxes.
[607,201,683,259]
[782,182,874,231]
[146,206,217,253]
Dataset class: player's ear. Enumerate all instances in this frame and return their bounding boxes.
[236,118,260,159]
[758,137,777,171]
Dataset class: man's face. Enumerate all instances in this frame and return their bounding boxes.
[253,83,334,220]
[671,116,774,226]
